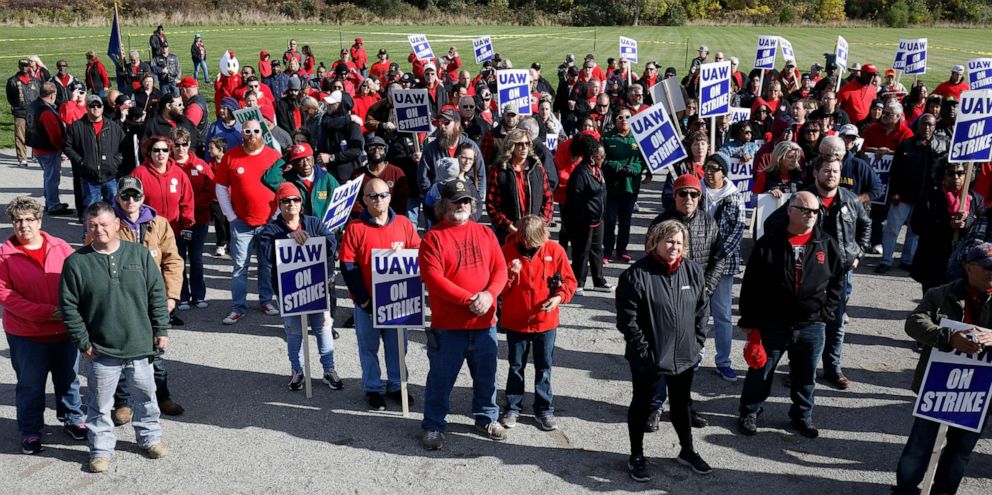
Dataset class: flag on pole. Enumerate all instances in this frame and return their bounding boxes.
[107,5,124,62]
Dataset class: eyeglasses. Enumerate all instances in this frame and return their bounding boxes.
[280,197,302,205]
[365,192,391,200]
[946,170,967,177]
[119,192,144,202]
[704,165,723,173]
[790,205,819,216]
[804,128,821,134]
[461,105,475,109]
[616,115,630,121]
[175,142,190,148]
[12,217,40,224]
[151,147,170,153]
[676,190,700,199]
[88,103,103,109]
[455,197,473,205]
[243,129,262,135]
[513,142,531,147]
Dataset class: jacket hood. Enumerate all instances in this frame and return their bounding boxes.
[114,202,157,233]
[436,157,460,183]
[751,98,770,114]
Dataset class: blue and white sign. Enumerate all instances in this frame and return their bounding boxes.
[391,88,431,133]
[913,319,992,433]
[473,35,494,64]
[275,236,330,317]
[950,90,992,163]
[901,38,928,75]
[628,102,687,173]
[729,107,751,124]
[371,249,425,328]
[497,69,532,116]
[864,152,894,206]
[321,176,364,231]
[619,36,638,65]
[778,37,796,65]
[545,134,559,152]
[969,58,992,91]
[727,157,754,210]
[835,36,849,72]
[408,34,434,62]
[699,61,732,119]
[754,36,778,70]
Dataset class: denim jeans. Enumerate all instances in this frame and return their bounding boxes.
[739,322,826,421]
[86,355,162,458]
[283,312,335,373]
[822,271,852,376]
[6,334,83,436]
[406,196,422,229]
[178,224,209,302]
[193,60,210,82]
[604,192,636,257]
[710,274,735,368]
[504,329,556,417]
[893,417,985,494]
[882,202,918,266]
[81,177,118,209]
[421,327,499,432]
[230,218,274,315]
[36,153,64,211]
[115,349,171,406]
[354,307,408,393]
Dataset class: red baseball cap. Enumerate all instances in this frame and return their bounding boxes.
[355,37,363,44]
[860,64,878,75]
[289,143,313,162]
[177,76,198,88]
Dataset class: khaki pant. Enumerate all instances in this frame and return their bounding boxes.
[13,117,27,162]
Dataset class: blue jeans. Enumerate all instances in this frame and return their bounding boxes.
[6,334,83,436]
[710,274,735,368]
[354,307,408,393]
[193,60,210,82]
[604,192,636,257]
[421,327,499,432]
[894,417,985,494]
[36,153,63,211]
[822,271,852,376]
[283,312,335,373]
[504,329,556,417]
[229,218,274,315]
[178,224,209,302]
[739,322,826,421]
[86,355,161,458]
[81,177,118,209]
[882,202,918,266]
[406,196,422,229]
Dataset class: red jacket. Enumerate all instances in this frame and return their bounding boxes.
[933,80,969,101]
[499,234,577,333]
[836,79,876,123]
[0,232,74,341]
[350,45,368,70]
[130,160,196,233]
[179,155,216,225]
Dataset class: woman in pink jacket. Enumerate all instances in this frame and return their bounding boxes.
[0,197,85,455]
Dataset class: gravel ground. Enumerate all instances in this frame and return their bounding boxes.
[0,149,989,494]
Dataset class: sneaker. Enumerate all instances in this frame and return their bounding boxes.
[690,409,708,428]
[89,456,110,473]
[871,244,883,254]
[633,202,641,213]
[18,160,29,167]
[716,366,738,382]
[645,408,661,432]
[194,300,209,309]
[158,399,185,416]
[627,454,651,482]
[222,312,244,325]
[677,449,713,475]
[214,245,227,257]
[322,369,344,390]
[288,371,305,391]
[738,412,758,435]
[874,264,891,274]
[21,436,43,455]
[574,288,585,296]
[594,282,615,292]
[500,411,519,428]
[112,406,133,426]
[535,414,559,431]
[385,390,415,405]
[422,430,444,450]
[791,417,820,438]
[177,301,191,311]
[261,302,279,316]
[475,421,508,441]
[602,256,611,265]
[64,423,87,441]
[619,254,633,263]
[145,443,168,459]
[366,392,387,411]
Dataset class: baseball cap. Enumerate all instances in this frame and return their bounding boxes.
[117,176,143,194]
[698,45,709,52]
[438,108,459,122]
[177,76,198,88]
[884,68,897,77]
[378,48,388,56]
[952,64,965,73]
[194,33,201,39]
[730,56,739,65]
[838,124,860,137]
[114,95,134,108]
[423,63,437,73]
[323,91,343,105]
[849,63,861,71]
[501,103,519,116]
[967,243,992,267]
[355,37,363,44]
[287,77,302,90]
[861,64,878,74]
[86,95,103,107]
[565,53,575,63]
[441,179,474,202]
[810,63,824,71]
[365,136,387,149]
[399,73,415,84]
[288,143,313,161]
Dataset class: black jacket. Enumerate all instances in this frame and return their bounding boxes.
[143,113,200,151]
[764,187,871,271]
[64,118,125,183]
[650,208,726,294]
[25,98,61,151]
[738,227,845,330]
[890,136,946,204]
[184,93,210,148]
[564,163,605,228]
[910,188,984,288]
[319,93,365,183]
[276,97,303,135]
[616,255,709,375]
[6,74,41,118]
[485,156,552,234]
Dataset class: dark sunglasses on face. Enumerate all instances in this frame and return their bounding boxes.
[455,197,473,205]
[366,192,391,200]
[281,197,302,205]
[676,190,700,199]
[88,103,103,109]
[175,142,190,148]
[119,192,143,201]
[151,147,170,153]
[946,170,967,177]
[461,105,475,109]
[791,205,819,216]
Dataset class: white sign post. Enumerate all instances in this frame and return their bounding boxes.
[408,34,434,62]
[627,102,687,174]
[649,78,686,140]
[371,249,425,417]
[275,236,331,399]
[497,69,532,116]
[473,35,494,64]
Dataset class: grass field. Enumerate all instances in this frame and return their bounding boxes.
[1,24,990,149]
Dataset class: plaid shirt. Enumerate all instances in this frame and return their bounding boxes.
[486,158,553,233]
[708,188,746,276]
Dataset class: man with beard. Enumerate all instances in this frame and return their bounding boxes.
[143,94,199,152]
[351,137,409,215]
[214,120,282,324]
[276,77,306,135]
[480,104,519,166]
[458,95,490,145]
[418,109,486,210]
[51,60,80,107]
[932,65,969,101]
[364,84,423,222]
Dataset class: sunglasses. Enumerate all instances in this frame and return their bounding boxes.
[455,197,473,205]
[461,105,475,109]
[119,192,144,201]
[704,165,723,173]
[946,170,967,177]
[151,147,170,153]
[366,192,391,200]
[243,129,262,135]
[676,190,700,199]
[280,197,302,205]
[175,142,190,148]
[88,103,103,109]
[790,205,819,216]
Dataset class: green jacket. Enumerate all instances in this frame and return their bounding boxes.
[59,240,169,359]
[602,130,645,196]
[262,161,340,219]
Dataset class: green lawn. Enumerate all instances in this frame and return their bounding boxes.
[2,24,989,149]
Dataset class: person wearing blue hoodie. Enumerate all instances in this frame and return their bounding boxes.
[205,97,242,162]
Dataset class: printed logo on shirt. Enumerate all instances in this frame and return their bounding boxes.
[391,241,405,250]
[387,180,395,188]
[544,256,552,261]
[681,285,691,290]
[195,164,203,172]
[149,249,159,258]
[236,167,245,175]
[317,191,328,200]
[816,250,826,264]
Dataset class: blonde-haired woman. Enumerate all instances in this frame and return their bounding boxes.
[485,128,553,243]
[753,140,804,197]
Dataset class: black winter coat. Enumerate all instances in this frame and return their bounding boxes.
[64,118,125,183]
[319,94,365,183]
[764,187,871,271]
[650,208,726,294]
[564,163,605,228]
[910,188,984,289]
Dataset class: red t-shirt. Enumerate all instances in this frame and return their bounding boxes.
[14,237,47,268]
[788,230,813,294]
[339,215,421,296]
[820,194,836,209]
[92,119,104,136]
[214,146,281,226]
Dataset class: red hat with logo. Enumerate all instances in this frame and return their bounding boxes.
[289,143,313,162]
[177,76,198,88]
[860,63,878,75]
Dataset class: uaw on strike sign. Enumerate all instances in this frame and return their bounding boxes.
[372,249,425,328]
[497,69,532,116]
[699,61,731,119]
[913,319,992,432]
[275,237,330,317]
[628,102,687,173]
[949,90,992,163]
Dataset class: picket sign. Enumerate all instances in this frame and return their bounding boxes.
[949,90,992,164]
[321,176,364,232]
[835,36,849,81]
[969,58,992,91]
[626,101,687,174]
[754,193,791,240]
[473,35,494,64]
[649,78,686,140]
[390,88,431,133]
[753,35,778,97]
[619,36,638,65]
[863,152,894,206]
[497,69,532,116]
[408,34,434,61]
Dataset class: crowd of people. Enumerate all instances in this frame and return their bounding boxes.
[2,26,991,492]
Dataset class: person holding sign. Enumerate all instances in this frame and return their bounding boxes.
[340,178,421,410]
[257,183,342,392]
[419,179,509,450]
[894,243,992,494]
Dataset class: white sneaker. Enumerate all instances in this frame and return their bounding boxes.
[222,312,244,325]
[194,300,209,309]
[214,245,227,257]
[261,302,279,316]
[574,288,585,296]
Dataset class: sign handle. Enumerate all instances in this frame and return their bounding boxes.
[921,423,949,495]
[758,70,765,99]
[398,328,410,418]
[627,69,632,90]
[663,83,683,141]
[413,134,422,154]
[710,116,717,157]
[302,313,313,399]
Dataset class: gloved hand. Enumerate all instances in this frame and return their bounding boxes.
[743,330,767,369]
